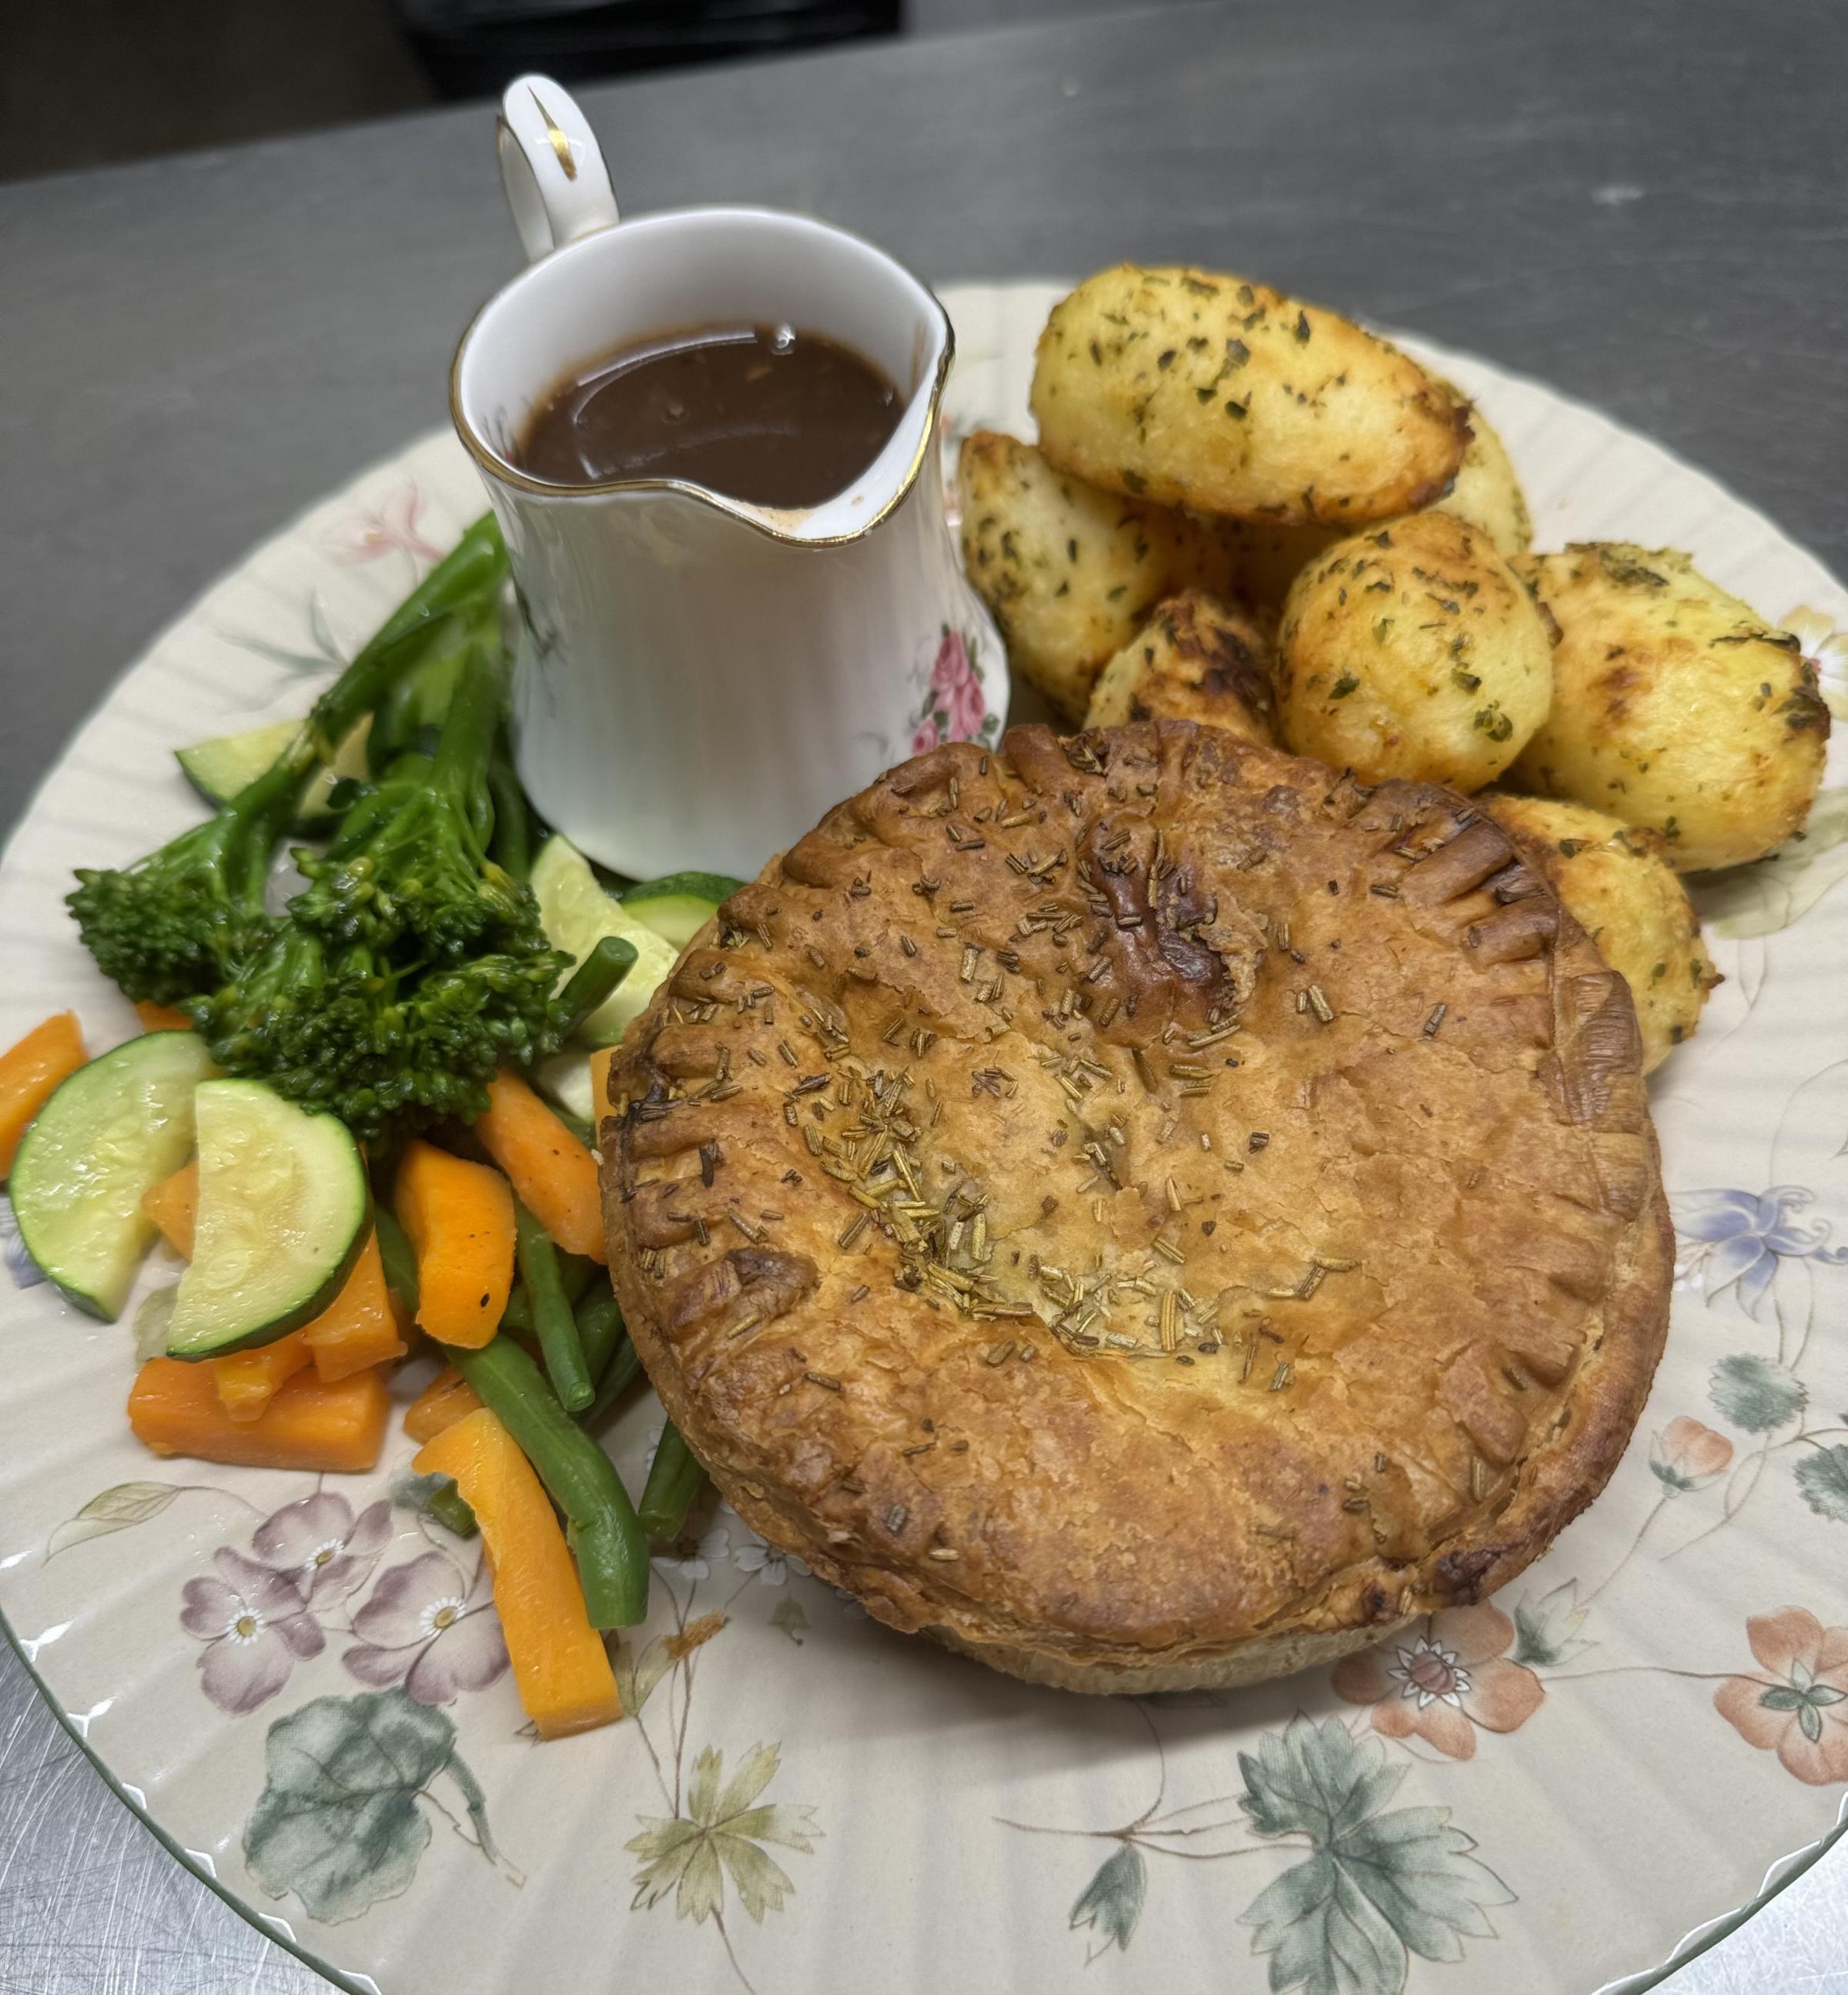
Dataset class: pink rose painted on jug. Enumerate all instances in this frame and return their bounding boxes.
[931,628,987,740]
[905,625,997,758]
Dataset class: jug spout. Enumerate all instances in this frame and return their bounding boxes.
[708,220,953,547]
[762,292,950,545]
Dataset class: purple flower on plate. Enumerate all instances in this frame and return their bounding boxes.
[343,1549,507,1705]
[252,1490,393,1607]
[180,1548,326,1714]
[0,1196,46,1290]
[1676,1186,1848,1317]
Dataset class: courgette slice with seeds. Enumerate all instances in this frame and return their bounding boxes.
[10,1031,217,1321]
[166,1080,369,1359]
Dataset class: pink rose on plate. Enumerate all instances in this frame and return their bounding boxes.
[911,717,942,756]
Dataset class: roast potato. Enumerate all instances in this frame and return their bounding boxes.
[1029,264,1469,526]
[1209,400,1532,613]
[1485,794,1719,1073]
[1441,403,1531,556]
[1510,544,1828,871]
[958,430,1241,721]
[1083,590,1278,741]
[1276,510,1553,791]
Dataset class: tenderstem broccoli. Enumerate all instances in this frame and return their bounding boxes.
[194,635,570,1137]
[69,516,507,1005]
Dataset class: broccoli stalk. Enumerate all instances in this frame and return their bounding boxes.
[291,629,530,956]
[194,637,569,1138]
[69,516,507,1005]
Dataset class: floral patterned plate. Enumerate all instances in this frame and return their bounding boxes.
[3,282,1847,1995]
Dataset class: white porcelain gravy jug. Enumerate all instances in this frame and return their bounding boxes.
[450,76,1006,881]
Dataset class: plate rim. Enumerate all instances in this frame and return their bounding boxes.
[3,286,1845,1995]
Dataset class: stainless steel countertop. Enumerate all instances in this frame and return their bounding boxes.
[2,2,1846,1986]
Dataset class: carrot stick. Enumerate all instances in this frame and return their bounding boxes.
[0,1013,88,1177]
[302,1232,407,1383]
[414,1408,622,1738]
[129,1359,388,1471]
[135,1001,194,1033]
[404,1367,484,1443]
[213,1331,311,1422]
[393,1140,515,1348]
[142,1160,198,1257]
[474,1070,606,1263]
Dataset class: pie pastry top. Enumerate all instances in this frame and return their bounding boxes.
[602,722,1671,1692]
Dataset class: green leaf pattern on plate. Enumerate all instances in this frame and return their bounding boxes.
[1239,1718,1513,1995]
[1070,1843,1146,1957]
[45,1481,187,1558]
[1793,1444,1848,1521]
[628,1742,822,1927]
[244,1689,503,1924]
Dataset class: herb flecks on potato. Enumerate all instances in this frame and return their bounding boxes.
[1440,405,1532,557]
[1084,591,1277,741]
[1276,510,1553,792]
[957,430,1243,722]
[1510,544,1828,872]
[1214,400,1533,614]
[1485,794,1720,1073]
[1029,265,1469,527]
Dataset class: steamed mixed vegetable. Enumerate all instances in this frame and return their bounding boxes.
[1,517,742,1740]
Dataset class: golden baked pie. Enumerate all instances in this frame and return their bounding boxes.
[602,722,1671,1692]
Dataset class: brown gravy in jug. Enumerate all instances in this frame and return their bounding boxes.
[514,323,902,507]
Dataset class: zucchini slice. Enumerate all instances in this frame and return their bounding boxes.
[530,835,680,1045]
[618,869,746,949]
[10,1031,217,1321]
[176,718,370,834]
[166,1080,369,1359]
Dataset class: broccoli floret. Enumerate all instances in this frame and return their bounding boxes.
[69,797,284,1006]
[68,515,509,1009]
[194,639,568,1138]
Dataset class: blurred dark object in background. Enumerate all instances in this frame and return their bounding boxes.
[0,0,902,182]
[0,0,437,179]
[0,0,1154,182]
[395,0,899,98]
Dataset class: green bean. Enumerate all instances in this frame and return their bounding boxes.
[499,1282,532,1334]
[514,1198,591,1411]
[638,1423,706,1541]
[372,1207,419,1317]
[582,1339,642,1428]
[449,1338,648,1627]
[557,1251,601,1307]
[574,1285,625,1382]
[557,935,637,1042]
[427,1480,479,1538]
